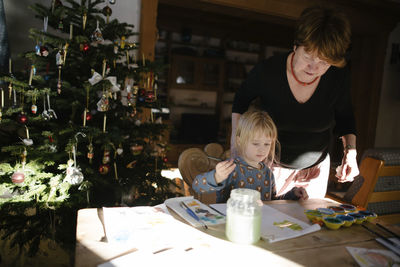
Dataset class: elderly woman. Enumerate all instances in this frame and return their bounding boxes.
[230,6,358,198]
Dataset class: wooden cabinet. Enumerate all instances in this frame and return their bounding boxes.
[169,54,225,91]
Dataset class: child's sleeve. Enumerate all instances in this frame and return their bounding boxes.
[192,169,227,194]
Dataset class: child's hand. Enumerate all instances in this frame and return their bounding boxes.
[214,159,236,184]
[294,187,309,200]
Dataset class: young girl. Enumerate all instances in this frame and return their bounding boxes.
[192,110,308,202]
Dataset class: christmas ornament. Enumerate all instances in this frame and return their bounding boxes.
[102,6,112,23]
[12,171,25,184]
[42,95,50,120]
[91,21,104,43]
[97,94,109,112]
[87,144,94,163]
[116,145,123,155]
[109,0,116,4]
[130,143,143,156]
[22,126,33,146]
[56,50,64,66]
[88,71,102,85]
[39,46,49,57]
[65,159,84,185]
[99,164,110,175]
[102,150,110,164]
[58,19,64,30]
[126,160,137,168]
[163,157,168,163]
[145,90,156,103]
[18,113,28,124]
[82,109,92,122]
[46,93,57,119]
[138,88,146,103]
[31,97,37,114]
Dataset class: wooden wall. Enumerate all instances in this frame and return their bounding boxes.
[141,0,400,160]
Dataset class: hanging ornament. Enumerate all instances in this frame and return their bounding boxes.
[126,160,137,169]
[46,93,57,119]
[91,20,104,43]
[58,19,64,30]
[116,144,123,155]
[163,157,168,163]
[145,90,156,103]
[99,164,110,175]
[137,88,146,103]
[102,6,112,23]
[65,159,84,185]
[23,126,33,146]
[87,142,94,163]
[21,148,27,166]
[130,143,143,156]
[12,171,25,184]
[102,150,110,164]
[109,0,116,4]
[82,109,92,125]
[42,95,50,120]
[56,50,64,66]
[18,113,28,124]
[97,94,109,112]
[39,46,49,57]
[120,36,126,49]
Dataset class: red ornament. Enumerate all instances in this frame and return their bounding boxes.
[99,164,110,175]
[82,111,92,122]
[18,113,28,124]
[83,43,90,52]
[163,157,168,163]
[48,135,54,142]
[12,171,25,184]
[145,91,156,103]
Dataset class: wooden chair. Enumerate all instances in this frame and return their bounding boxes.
[327,148,400,224]
[178,143,229,204]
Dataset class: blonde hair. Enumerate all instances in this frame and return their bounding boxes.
[294,6,351,67]
[235,110,279,165]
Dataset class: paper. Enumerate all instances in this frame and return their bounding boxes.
[164,196,225,227]
[210,203,320,243]
[346,246,400,267]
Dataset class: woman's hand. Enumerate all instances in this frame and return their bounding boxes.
[294,187,309,200]
[214,159,236,184]
[335,149,359,182]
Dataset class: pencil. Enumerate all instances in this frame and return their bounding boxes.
[362,225,400,256]
[376,223,400,239]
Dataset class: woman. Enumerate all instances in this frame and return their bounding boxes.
[231,6,359,198]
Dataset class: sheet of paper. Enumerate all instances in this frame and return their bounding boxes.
[210,203,320,243]
[346,246,400,267]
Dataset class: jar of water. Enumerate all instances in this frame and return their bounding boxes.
[225,188,262,244]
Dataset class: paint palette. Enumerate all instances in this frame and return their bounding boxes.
[304,207,378,230]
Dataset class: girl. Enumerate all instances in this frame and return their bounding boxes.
[192,110,308,202]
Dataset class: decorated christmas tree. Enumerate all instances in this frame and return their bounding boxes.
[0,0,175,256]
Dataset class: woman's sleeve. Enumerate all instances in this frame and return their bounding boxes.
[333,67,357,137]
[232,62,264,114]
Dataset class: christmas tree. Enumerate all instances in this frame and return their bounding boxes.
[0,0,175,257]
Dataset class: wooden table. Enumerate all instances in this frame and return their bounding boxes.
[75,198,400,266]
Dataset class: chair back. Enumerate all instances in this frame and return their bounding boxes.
[345,148,400,215]
[178,143,229,204]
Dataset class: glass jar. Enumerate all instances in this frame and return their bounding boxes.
[225,188,262,244]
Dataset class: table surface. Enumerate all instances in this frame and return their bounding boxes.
[75,198,400,267]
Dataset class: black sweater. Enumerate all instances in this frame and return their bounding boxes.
[232,53,356,169]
